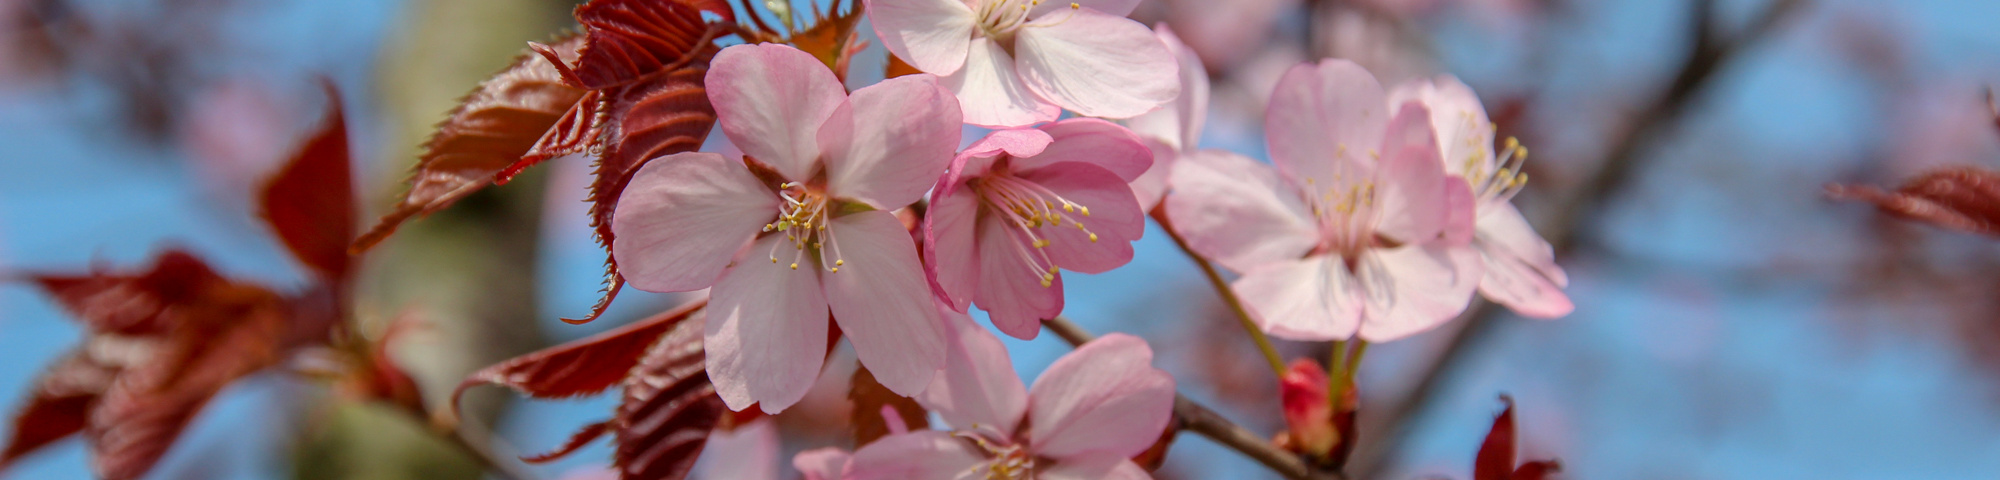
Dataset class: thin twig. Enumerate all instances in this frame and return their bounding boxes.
[1151,210,1289,378]
[1351,0,1808,477]
[1042,317,1343,480]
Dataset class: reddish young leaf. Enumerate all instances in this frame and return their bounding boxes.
[521,420,613,464]
[615,311,726,480]
[30,250,226,337]
[885,53,922,79]
[353,36,588,252]
[679,0,735,22]
[452,298,708,412]
[259,83,356,282]
[565,63,716,325]
[1475,396,1519,480]
[566,0,716,90]
[1828,166,2000,237]
[847,365,929,447]
[86,278,288,480]
[1513,460,1562,480]
[0,353,118,467]
[502,89,606,183]
[786,1,865,81]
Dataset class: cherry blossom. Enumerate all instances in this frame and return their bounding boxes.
[1388,76,1572,318]
[610,43,960,413]
[865,0,1180,127]
[1123,25,1208,211]
[843,309,1175,479]
[1164,59,1482,342]
[922,119,1152,339]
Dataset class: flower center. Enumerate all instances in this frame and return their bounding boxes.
[954,427,1034,480]
[1450,112,1530,209]
[762,183,847,273]
[970,171,1099,288]
[1300,144,1381,259]
[974,0,1081,48]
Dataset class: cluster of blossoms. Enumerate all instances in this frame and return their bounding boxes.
[606,0,1568,477]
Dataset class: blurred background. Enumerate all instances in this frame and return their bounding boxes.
[3,0,2000,478]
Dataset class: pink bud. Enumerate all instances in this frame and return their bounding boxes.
[1280,359,1337,458]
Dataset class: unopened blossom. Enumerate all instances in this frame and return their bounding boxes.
[611,43,960,413]
[866,0,1180,127]
[1388,76,1571,318]
[1165,59,1482,341]
[1123,25,1208,211]
[844,309,1175,480]
[923,119,1151,339]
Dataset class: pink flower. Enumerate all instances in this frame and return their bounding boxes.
[1123,25,1209,211]
[922,119,1152,339]
[844,310,1175,479]
[611,43,961,413]
[865,0,1180,127]
[1388,76,1571,318]
[1164,59,1482,342]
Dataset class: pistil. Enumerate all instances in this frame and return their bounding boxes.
[971,172,1100,288]
[763,183,847,273]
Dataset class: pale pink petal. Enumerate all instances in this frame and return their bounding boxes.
[792,448,852,480]
[708,43,848,181]
[821,74,963,209]
[1026,334,1175,460]
[1370,104,1450,244]
[946,36,1060,128]
[1037,454,1153,480]
[1014,9,1179,119]
[1234,255,1361,341]
[1387,76,1492,177]
[706,234,831,413]
[973,213,1064,340]
[942,128,1056,194]
[1030,0,1141,18]
[1018,119,1153,182]
[924,185,983,311]
[1473,204,1572,318]
[1440,177,1477,246]
[822,211,947,397]
[1124,24,1209,152]
[1017,162,1142,274]
[1355,245,1482,342]
[612,152,780,293]
[1128,138,1176,211]
[865,0,976,75]
[693,419,778,480]
[919,307,1030,434]
[1163,150,1318,273]
[845,431,988,480]
[1266,59,1388,186]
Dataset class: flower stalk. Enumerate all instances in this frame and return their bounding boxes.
[1152,208,1288,378]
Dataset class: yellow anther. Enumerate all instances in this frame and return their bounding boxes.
[770,258,778,263]
[1063,204,1074,213]
[790,263,799,270]
[1033,239,1050,248]
[1515,146,1529,160]
[1039,278,1052,287]
[1070,2,1078,8]
[1079,206,1090,216]
[776,220,793,230]
[1088,233,1098,242]
[835,259,845,266]
[830,267,840,273]
[1504,136,1520,150]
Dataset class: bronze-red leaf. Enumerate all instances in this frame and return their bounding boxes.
[259,83,356,282]
[1828,166,2000,237]
[847,365,929,447]
[353,36,588,252]
[566,62,715,325]
[615,310,725,480]
[0,353,118,467]
[1512,460,1562,480]
[502,89,606,185]
[522,420,613,464]
[30,250,228,337]
[1474,396,1518,480]
[452,298,708,412]
[568,0,715,90]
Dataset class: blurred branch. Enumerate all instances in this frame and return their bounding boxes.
[1043,317,1343,480]
[380,399,540,480]
[1152,210,1289,378]
[1351,0,1809,476]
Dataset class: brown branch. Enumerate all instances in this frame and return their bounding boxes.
[1350,0,1809,477]
[1042,317,1344,480]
